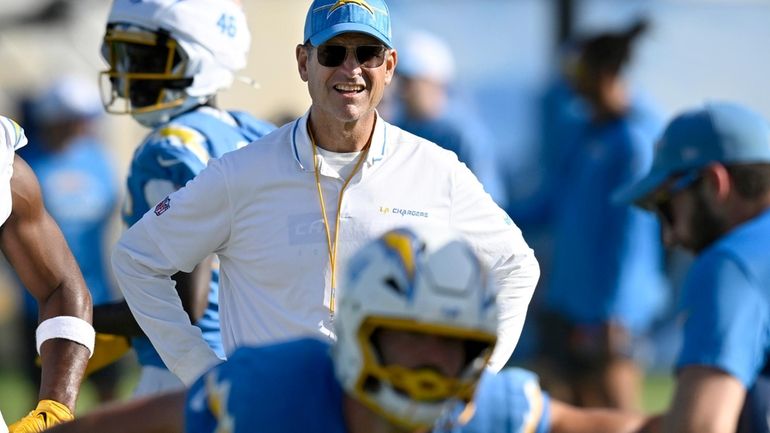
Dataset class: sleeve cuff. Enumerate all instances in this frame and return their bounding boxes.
[171,344,224,386]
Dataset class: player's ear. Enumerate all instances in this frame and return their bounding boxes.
[702,163,731,201]
[384,48,397,86]
[297,44,310,82]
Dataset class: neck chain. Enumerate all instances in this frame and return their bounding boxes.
[307,120,373,317]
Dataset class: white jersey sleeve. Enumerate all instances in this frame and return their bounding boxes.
[112,157,232,385]
[0,116,28,227]
[0,408,7,433]
[450,160,540,371]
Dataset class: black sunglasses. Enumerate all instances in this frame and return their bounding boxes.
[314,44,387,68]
[651,170,702,224]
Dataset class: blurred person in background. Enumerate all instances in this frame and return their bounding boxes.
[14,75,121,406]
[535,19,669,410]
[0,116,93,433]
[504,40,589,365]
[616,102,770,433]
[387,30,507,207]
[92,0,275,397]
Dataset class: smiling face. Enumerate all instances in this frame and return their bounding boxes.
[297,32,397,127]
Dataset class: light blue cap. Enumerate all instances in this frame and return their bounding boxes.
[304,0,392,48]
[615,102,770,205]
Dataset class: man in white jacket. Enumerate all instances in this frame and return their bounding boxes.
[112,0,539,386]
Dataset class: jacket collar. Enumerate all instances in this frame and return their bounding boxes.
[291,110,388,173]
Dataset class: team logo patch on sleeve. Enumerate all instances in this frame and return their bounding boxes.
[154,196,171,216]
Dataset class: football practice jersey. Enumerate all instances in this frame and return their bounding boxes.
[185,339,346,433]
[124,107,275,368]
[438,368,551,433]
[185,338,551,433]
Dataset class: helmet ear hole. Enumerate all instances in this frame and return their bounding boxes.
[383,277,403,294]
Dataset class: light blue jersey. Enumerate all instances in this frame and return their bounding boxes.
[677,209,770,433]
[124,107,275,368]
[185,339,346,433]
[437,368,551,433]
[185,339,551,433]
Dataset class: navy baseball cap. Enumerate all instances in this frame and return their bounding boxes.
[615,102,770,206]
[304,0,392,48]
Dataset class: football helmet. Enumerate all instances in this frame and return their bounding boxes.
[99,0,250,127]
[334,226,498,430]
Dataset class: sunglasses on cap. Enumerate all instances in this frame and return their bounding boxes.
[651,170,702,224]
[313,44,388,68]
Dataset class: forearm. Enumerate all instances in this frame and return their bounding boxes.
[45,391,185,433]
[636,414,663,433]
[93,301,145,336]
[36,278,92,321]
[551,401,647,433]
[95,261,214,336]
[38,339,89,411]
[660,367,746,433]
[112,235,221,385]
[566,409,646,433]
[36,283,92,411]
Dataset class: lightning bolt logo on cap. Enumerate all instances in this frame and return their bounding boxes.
[328,0,374,17]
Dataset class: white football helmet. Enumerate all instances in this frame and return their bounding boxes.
[99,0,250,127]
[333,226,498,430]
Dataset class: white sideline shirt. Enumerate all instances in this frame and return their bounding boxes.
[113,112,540,385]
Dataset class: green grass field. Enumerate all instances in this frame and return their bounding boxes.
[641,373,675,414]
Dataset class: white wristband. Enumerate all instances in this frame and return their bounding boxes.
[36,316,95,359]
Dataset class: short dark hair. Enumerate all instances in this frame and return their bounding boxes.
[579,18,649,75]
[725,163,770,199]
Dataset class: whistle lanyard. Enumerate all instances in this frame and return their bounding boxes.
[307,123,372,317]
